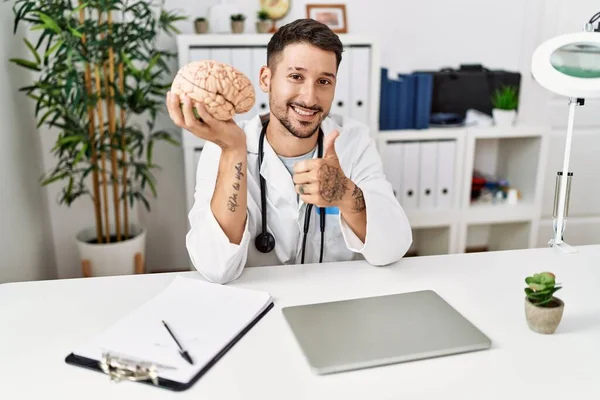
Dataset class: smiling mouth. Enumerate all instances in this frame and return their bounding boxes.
[290,105,319,117]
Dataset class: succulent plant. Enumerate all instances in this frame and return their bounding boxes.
[230,14,246,21]
[525,272,562,307]
[257,10,270,21]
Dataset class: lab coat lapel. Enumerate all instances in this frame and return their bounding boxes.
[260,139,298,208]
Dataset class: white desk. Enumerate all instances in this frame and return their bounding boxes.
[1,246,598,399]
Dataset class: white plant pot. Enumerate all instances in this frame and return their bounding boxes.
[492,109,517,126]
[76,224,146,277]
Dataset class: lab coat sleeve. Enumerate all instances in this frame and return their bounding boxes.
[186,143,251,284]
[338,135,413,266]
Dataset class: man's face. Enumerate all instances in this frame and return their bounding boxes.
[263,42,337,139]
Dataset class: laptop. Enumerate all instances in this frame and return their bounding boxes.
[281,290,491,374]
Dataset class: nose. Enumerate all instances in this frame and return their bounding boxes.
[297,82,318,108]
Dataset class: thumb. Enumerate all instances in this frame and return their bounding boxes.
[323,130,340,158]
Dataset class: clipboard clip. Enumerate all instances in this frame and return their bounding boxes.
[100,352,159,385]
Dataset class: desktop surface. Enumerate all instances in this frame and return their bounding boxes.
[1,245,598,399]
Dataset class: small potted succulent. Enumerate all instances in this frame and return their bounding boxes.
[194,17,209,34]
[491,85,519,126]
[256,9,271,33]
[524,272,564,334]
[230,14,246,34]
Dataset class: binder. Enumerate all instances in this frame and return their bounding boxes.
[381,141,404,202]
[418,141,437,208]
[331,45,350,118]
[435,140,456,208]
[65,276,274,392]
[349,46,371,125]
[401,141,420,209]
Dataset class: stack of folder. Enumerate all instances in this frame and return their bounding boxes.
[379,68,433,130]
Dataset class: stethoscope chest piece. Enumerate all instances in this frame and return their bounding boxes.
[255,231,275,253]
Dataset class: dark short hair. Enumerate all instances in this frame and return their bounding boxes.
[266,18,343,71]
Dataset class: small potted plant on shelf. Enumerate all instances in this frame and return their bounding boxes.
[256,9,271,33]
[194,17,208,34]
[230,14,246,34]
[491,85,519,126]
[524,272,564,334]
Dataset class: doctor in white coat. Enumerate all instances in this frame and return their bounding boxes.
[167,18,412,284]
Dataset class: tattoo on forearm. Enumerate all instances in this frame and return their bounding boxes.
[318,164,349,203]
[351,185,366,213]
[227,162,244,212]
[227,193,239,212]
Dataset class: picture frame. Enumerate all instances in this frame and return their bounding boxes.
[306,4,347,33]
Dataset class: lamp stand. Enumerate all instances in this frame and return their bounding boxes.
[549,97,584,254]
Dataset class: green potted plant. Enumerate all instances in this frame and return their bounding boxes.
[256,9,271,33]
[8,0,186,277]
[491,85,519,126]
[524,272,564,334]
[194,17,209,34]
[230,13,246,34]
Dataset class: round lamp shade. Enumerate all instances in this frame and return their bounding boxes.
[532,31,600,98]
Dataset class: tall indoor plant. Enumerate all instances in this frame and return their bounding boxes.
[8,0,186,276]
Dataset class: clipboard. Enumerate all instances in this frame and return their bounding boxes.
[64,276,274,391]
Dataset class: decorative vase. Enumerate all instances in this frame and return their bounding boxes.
[256,20,270,33]
[492,109,517,126]
[231,20,244,33]
[524,296,564,334]
[76,224,146,277]
[194,20,208,34]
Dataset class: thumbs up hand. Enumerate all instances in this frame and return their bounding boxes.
[292,130,352,208]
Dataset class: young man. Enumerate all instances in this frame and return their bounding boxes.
[166,18,412,284]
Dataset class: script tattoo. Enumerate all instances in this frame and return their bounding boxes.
[318,164,348,203]
[351,185,366,213]
[227,162,244,212]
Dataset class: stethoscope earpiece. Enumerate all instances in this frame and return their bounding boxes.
[255,232,275,253]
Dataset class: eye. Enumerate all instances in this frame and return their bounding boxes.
[319,79,332,85]
[289,74,302,80]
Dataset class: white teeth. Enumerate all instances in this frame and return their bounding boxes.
[293,106,316,116]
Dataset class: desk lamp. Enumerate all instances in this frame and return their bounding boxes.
[531,11,600,253]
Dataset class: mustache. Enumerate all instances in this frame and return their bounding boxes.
[289,102,322,112]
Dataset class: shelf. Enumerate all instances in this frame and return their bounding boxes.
[405,208,457,228]
[378,127,466,142]
[406,226,452,257]
[464,221,532,252]
[467,124,547,139]
[465,202,537,224]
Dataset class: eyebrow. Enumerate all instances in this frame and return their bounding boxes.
[287,66,336,79]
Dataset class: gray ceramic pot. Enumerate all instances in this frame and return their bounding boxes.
[524,296,564,334]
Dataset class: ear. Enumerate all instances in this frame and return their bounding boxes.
[259,65,271,93]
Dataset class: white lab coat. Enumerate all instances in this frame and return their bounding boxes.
[186,113,413,284]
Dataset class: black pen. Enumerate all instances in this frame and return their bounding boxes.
[162,320,194,365]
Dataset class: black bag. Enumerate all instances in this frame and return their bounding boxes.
[416,64,521,118]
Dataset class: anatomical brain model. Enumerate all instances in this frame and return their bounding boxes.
[170,60,255,121]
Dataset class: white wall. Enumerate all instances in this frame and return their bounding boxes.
[0,12,56,283]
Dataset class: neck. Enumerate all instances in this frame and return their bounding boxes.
[265,114,318,157]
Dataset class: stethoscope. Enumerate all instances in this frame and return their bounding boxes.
[254,120,326,264]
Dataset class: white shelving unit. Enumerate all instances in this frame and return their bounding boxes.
[378,124,549,256]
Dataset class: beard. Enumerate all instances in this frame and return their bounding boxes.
[269,93,326,139]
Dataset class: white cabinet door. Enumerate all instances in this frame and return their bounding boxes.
[231,48,255,123]
[251,47,269,114]
[330,46,350,118]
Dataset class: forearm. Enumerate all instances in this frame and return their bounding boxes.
[210,147,247,244]
[338,182,367,242]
